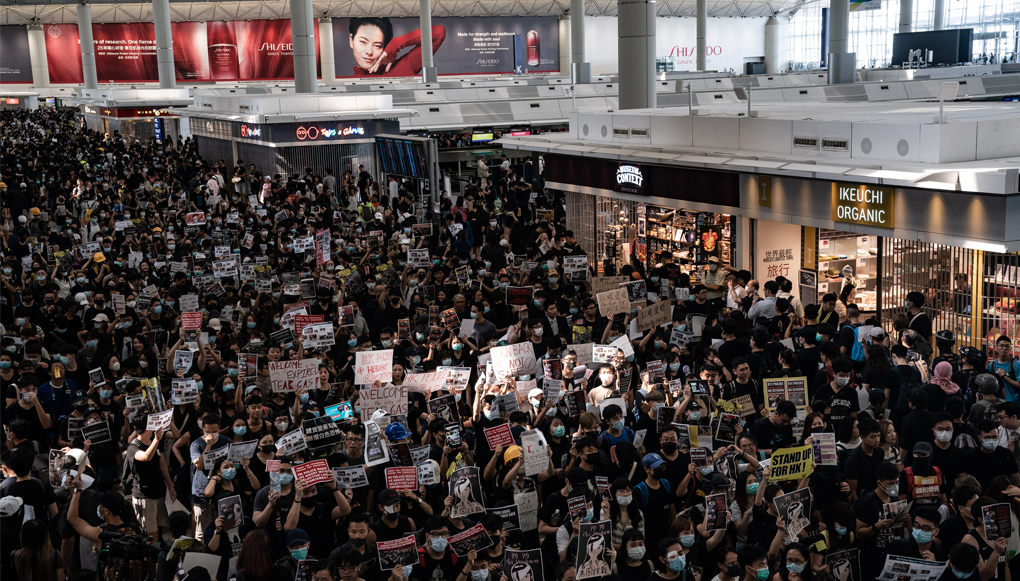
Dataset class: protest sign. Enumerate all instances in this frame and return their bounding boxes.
[636,301,671,331]
[824,549,861,581]
[377,537,418,570]
[427,394,461,426]
[364,421,391,467]
[81,421,112,444]
[983,503,1013,540]
[484,423,515,451]
[877,555,946,581]
[487,505,522,532]
[417,462,439,486]
[491,342,539,378]
[609,334,635,358]
[385,467,419,490]
[268,358,320,393]
[302,322,335,348]
[408,249,429,267]
[705,493,729,531]
[360,384,409,420]
[276,429,308,456]
[773,487,812,538]
[592,345,617,363]
[575,520,613,579]
[715,413,740,444]
[811,432,838,466]
[227,440,258,462]
[181,312,203,330]
[503,549,544,581]
[292,459,332,485]
[325,401,354,422]
[765,377,809,412]
[146,410,173,431]
[514,490,539,532]
[596,288,629,317]
[449,466,485,518]
[294,314,323,336]
[448,524,494,557]
[217,495,243,532]
[567,343,594,367]
[521,430,548,477]
[333,466,369,488]
[403,370,451,394]
[769,445,813,481]
[173,350,194,373]
[592,276,628,295]
[301,415,344,448]
[354,350,394,384]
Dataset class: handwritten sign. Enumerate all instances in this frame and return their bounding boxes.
[354,350,394,384]
[596,288,629,317]
[268,358,320,393]
[360,384,409,420]
[592,276,628,294]
[490,343,539,379]
[403,370,451,394]
[636,301,671,331]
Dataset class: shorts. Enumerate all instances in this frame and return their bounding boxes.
[131,495,168,534]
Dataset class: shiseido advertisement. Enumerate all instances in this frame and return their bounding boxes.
[43,20,320,84]
[332,16,558,78]
[0,25,34,83]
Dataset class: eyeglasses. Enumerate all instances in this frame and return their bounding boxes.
[913,524,937,533]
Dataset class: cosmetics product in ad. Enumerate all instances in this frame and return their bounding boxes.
[527,30,540,66]
[207,21,240,80]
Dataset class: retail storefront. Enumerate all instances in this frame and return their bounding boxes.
[538,150,1020,355]
[79,104,180,142]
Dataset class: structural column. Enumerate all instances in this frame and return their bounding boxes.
[899,0,913,33]
[419,0,437,82]
[27,24,50,88]
[289,0,317,93]
[152,0,176,88]
[618,0,656,110]
[559,14,571,75]
[827,0,855,84]
[934,0,945,30]
[696,0,707,70]
[76,3,98,89]
[570,0,590,83]
[318,18,336,83]
[764,16,784,74]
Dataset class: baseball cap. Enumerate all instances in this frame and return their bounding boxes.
[92,313,109,323]
[504,445,522,463]
[642,453,665,470]
[870,328,886,339]
[709,473,729,488]
[374,212,383,221]
[0,496,23,517]
[528,388,543,400]
[98,491,125,514]
[913,442,933,456]
[378,489,401,506]
[385,422,410,441]
[208,318,222,331]
[708,256,720,263]
[75,292,89,306]
[286,528,310,547]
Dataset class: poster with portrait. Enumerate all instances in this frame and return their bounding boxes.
[217,494,243,532]
[503,549,544,581]
[824,549,861,581]
[428,393,461,427]
[377,536,418,570]
[448,466,484,518]
[773,487,812,538]
[574,520,612,579]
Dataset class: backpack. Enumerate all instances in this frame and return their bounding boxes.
[850,325,868,363]
[904,466,943,504]
[97,525,151,581]
[633,478,672,510]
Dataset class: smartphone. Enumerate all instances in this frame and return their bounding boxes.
[446,424,461,448]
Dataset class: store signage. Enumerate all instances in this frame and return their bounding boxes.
[616,164,645,194]
[831,182,895,228]
[756,175,773,208]
[5,98,19,105]
[154,118,163,144]
[239,124,262,139]
[295,124,366,140]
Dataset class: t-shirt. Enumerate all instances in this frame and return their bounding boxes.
[1,478,55,521]
[411,548,460,581]
[854,490,906,553]
[749,417,793,452]
[126,437,167,499]
[3,403,51,453]
[844,445,884,496]
[965,446,1020,484]
[812,382,860,425]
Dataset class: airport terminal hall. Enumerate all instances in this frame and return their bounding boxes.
[4,0,1020,580]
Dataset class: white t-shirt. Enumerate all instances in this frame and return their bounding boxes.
[727,285,747,311]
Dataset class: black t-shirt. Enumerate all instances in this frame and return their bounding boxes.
[966,446,1020,484]
[126,437,167,499]
[716,338,750,370]
[1,477,55,520]
[854,490,906,553]
[371,515,415,543]
[908,312,933,340]
[930,443,965,491]
[812,382,860,426]
[410,548,460,581]
[844,446,884,498]
[539,489,570,529]
[720,379,762,413]
[749,417,793,452]
[4,402,50,453]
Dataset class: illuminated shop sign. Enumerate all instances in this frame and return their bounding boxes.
[616,163,645,194]
[295,125,366,140]
[831,182,895,228]
[239,124,262,138]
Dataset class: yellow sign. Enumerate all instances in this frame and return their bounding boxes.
[831,182,895,228]
[769,445,813,481]
[803,226,817,270]
[764,376,808,413]
[757,176,774,207]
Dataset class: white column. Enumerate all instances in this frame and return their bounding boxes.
[827,0,855,84]
[318,18,336,83]
[899,0,913,33]
[764,16,783,74]
[618,0,656,110]
[76,3,98,89]
[289,0,317,93]
[419,0,437,82]
[152,0,176,88]
[27,25,50,88]
[934,0,945,30]
[559,14,571,75]
[696,0,707,70]
[570,0,590,83]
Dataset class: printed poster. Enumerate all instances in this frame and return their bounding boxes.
[574,520,612,579]
[449,466,485,518]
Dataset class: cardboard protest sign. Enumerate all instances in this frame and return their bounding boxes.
[360,384,409,420]
[268,358,320,393]
[80,421,112,444]
[596,288,629,317]
[521,429,548,477]
[769,445,813,481]
[301,416,344,448]
[293,459,333,485]
[403,370,450,394]
[385,467,418,490]
[449,466,485,518]
[636,301,671,331]
[448,524,494,557]
[377,536,418,570]
[609,334,634,358]
[354,350,394,384]
[491,343,539,379]
[513,490,539,532]
[484,423,515,451]
[592,276,628,295]
[773,487,812,538]
[575,520,613,579]
[333,465,369,488]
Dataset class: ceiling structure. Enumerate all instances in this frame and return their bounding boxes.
[0,0,812,24]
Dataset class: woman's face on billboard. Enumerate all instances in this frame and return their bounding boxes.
[350,25,386,70]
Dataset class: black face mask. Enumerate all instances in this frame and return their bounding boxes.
[300,497,316,508]
[260,445,277,455]
[652,465,666,479]
[586,452,600,465]
[661,442,678,455]
[349,537,366,547]
[726,564,742,578]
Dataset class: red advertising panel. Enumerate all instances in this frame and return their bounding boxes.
[44,20,320,84]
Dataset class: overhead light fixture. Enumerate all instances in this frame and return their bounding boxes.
[961,240,1007,253]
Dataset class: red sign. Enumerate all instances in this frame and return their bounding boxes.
[292,459,332,485]
[181,312,203,330]
[294,314,324,336]
[266,460,281,473]
[5,99,19,105]
[484,423,514,451]
[509,130,531,136]
[384,467,419,490]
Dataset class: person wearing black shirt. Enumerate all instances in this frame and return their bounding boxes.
[854,462,909,579]
[411,516,461,581]
[966,420,1020,486]
[748,400,796,454]
[685,285,716,323]
[845,418,885,502]
[371,488,417,543]
[905,292,933,341]
[899,390,936,466]
[930,413,966,495]
[720,357,762,414]
[812,358,860,427]
[886,506,946,562]
[795,329,822,379]
[330,516,380,581]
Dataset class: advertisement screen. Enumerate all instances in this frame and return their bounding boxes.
[0,25,33,83]
[43,20,321,84]
[332,16,558,78]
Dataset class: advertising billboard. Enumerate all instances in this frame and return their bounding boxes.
[0,25,34,83]
[43,20,321,84]
[332,16,559,78]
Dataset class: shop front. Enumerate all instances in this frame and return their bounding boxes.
[78,104,181,142]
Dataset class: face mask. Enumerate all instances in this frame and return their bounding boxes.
[300,393,310,403]
[668,555,686,572]
[886,485,899,497]
[912,528,933,544]
[617,494,633,506]
[726,565,742,578]
[487,408,500,420]
[348,339,358,347]
[100,389,113,400]
[836,376,850,387]
[582,508,594,522]
[228,368,239,377]
[277,473,294,485]
[384,504,399,515]
[627,547,646,560]
[154,306,163,314]
[290,548,308,561]
[500,282,509,290]
[276,422,289,432]
[680,534,696,548]
[140,360,149,368]
[984,438,998,450]
[234,426,247,436]
[953,567,975,579]
[746,483,760,495]
[936,430,953,442]
[550,423,567,437]
[310,411,320,418]
[786,563,805,574]
[689,412,702,422]
[835,525,848,536]
[470,570,488,581]
[430,537,449,552]
[97,507,105,520]
[416,333,426,341]
[532,327,544,337]
[452,343,464,352]
[382,340,393,348]
[442,359,453,366]
[469,312,479,320]
[412,356,422,365]
[612,419,624,431]
[700,467,714,476]
[755,568,770,581]
[222,467,237,480]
